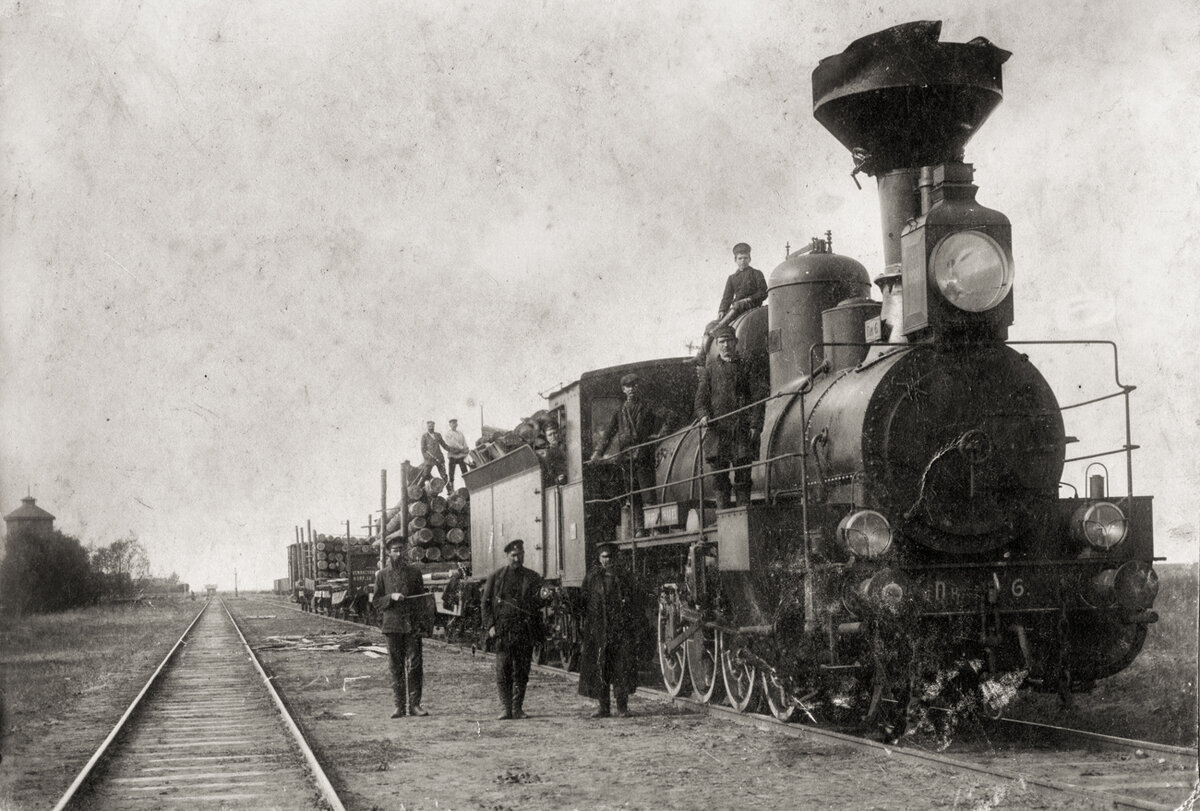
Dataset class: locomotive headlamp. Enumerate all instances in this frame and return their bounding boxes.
[1071,502,1128,550]
[898,163,1014,339]
[1087,560,1159,610]
[930,230,1013,312]
[857,569,910,612]
[837,510,893,558]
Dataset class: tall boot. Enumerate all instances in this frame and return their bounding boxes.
[734,483,752,507]
[496,655,513,720]
[592,685,611,718]
[497,683,513,720]
[512,681,527,719]
[713,479,732,509]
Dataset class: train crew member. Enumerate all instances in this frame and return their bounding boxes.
[589,373,663,538]
[372,536,430,718]
[539,421,568,484]
[443,418,470,491]
[419,420,450,486]
[578,543,639,718]
[696,242,769,362]
[695,325,763,509]
[718,242,767,321]
[481,539,543,720]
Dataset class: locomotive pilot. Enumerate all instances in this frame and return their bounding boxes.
[372,536,431,718]
[481,539,544,720]
[590,373,664,538]
[695,325,763,508]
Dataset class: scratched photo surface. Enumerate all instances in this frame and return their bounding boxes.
[2,1,1196,592]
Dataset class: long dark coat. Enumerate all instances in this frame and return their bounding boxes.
[694,354,763,464]
[595,397,662,467]
[577,565,640,699]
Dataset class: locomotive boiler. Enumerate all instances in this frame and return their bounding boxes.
[644,21,1158,732]
[447,20,1159,736]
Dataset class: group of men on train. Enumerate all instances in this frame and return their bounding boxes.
[591,241,767,523]
[374,242,765,721]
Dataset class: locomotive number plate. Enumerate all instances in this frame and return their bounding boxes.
[920,570,1051,611]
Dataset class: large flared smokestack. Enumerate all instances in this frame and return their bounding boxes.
[812,22,1010,339]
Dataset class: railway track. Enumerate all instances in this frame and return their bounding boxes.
[52,599,344,810]
[248,593,1197,809]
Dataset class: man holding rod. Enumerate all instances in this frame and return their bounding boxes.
[373,535,433,717]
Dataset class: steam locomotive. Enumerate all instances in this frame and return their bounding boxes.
[449,21,1159,734]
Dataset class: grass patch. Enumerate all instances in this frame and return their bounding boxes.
[1007,562,1198,746]
[0,597,200,808]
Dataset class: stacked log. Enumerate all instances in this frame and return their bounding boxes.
[311,534,375,578]
[403,479,471,564]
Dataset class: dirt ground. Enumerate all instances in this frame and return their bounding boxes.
[231,597,1094,811]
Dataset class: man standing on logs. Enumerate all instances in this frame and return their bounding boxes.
[589,372,662,538]
[481,539,543,720]
[695,325,763,509]
[372,536,431,717]
[578,543,639,718]
[419,420,449,486]
[443,418,470,491]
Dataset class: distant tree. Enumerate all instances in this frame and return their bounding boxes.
[91,533,151,594]
[0,528,97,614]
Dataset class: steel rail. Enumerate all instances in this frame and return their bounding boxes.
[248,594,1193,809]
[996,717,1198,766]
[50,600,210,811]
[221,599,346,811]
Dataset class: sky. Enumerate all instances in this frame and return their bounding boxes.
[2,0,1198,590]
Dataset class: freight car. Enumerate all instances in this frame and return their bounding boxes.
[444,21,1159,736]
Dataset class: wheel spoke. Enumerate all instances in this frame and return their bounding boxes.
[761,670,801,722]
[719,631,759,713]
[657,592,690,696]
[686,625,725,703]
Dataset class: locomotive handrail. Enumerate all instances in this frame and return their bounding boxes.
[582,451,803,507]
[1063,445,1140,465]
[812,338,1139,501]
[585,389,786,463]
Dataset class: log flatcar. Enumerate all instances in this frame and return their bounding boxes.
[446,21,1161,735]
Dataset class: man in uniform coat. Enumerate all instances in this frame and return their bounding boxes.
[481,539,544,720]
[578,543,640,718]
[372,536,432,717]
[695,325,763,508]
[589,372,664,537]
